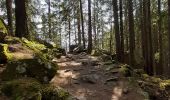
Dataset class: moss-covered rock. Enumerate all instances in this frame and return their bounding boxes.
[4,36,22,44]
[1,56,57,83]
[0,44,12,64]
[1,78,42,100]
[1,78,71,100]
[119,64,132,77]
[91,49,102,56]
[0,18,8,42]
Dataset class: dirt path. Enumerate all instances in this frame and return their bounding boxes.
[51,53,146,100]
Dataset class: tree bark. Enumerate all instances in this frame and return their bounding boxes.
[113,0,121,61]
[143,0,154,75]
[157,0,163,75]
[119,0,124,62]
[128,0,135,67]
[168,0,170,76]
[48,0,52,39]
[77,8,81,46]
[15,0,28,38]
[87,0,92,53]
[80,0,85,49]
[6,0,13,36]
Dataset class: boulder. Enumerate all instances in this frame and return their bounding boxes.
[1,56,57,83]
[69,45,78,53]
[100,54,112,62]
[73,45,86,54]
[1,78,70,100]
[119,64,132,77]
[91,49,102,56]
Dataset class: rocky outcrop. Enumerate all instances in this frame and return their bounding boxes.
[1,54,57,83]
[1,78,70,100]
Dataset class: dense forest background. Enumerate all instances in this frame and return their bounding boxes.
[1,0,170,81]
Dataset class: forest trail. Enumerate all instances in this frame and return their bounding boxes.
[51,53,146,100]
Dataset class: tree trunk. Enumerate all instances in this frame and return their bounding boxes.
[68,17,71,49]
[80,0,85,49]
[6,0,13,36]
[77,8,81,46]
[168,0,170,76]
[157,0,163,75]
[48,0,52,39]
[128,0,135,67]
[15,0,28,38]
[143,0,154,75]
[87,0,92,53]
[119,0,124,62]
[113,0,121,61]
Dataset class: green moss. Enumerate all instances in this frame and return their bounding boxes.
[119,64,132,77]
[4,36,22,44]
[0,44,12,63]
[0,18,7,34]
[159,80,170,90]
[1,78,71,100]
[91,49,102,56]
[1,57,57,83]
[22,38,46,52]
[41,85,70,100]
[1,78,42,100]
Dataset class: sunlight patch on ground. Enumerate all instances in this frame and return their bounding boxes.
[69,61,82,66]
[12,52,34,60]
[111,86,123,100]
[57,61,82,67]
[51,69,80,86]
[57,63,68,67]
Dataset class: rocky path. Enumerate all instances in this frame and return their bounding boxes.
[51,53,146,100]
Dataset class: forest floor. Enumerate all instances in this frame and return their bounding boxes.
[51,53,146,100]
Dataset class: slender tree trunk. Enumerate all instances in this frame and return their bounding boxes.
[110,24,113,53]
[113,0,121,61]
[119,0,124,62]
[93,1,97,49]
[124,1,129,52]
[140,0,145,61]
[15,0,28,38]
[48,0,52,39]
[87,0,92,53]
[77,8,81,46]
[168,0,170,76]
[143,0,154,75]
[6,0,13,36]
[147,0,153,75]
[157,0,163,75]
[68,17,71,49]
[128,0,135,66]
[80,0,85,49]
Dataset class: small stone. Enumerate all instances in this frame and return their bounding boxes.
[106,77,118,83]
[123,88,129,94]
[80,75,97,84]
[65,69,71,72]
[82,61,88,66]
